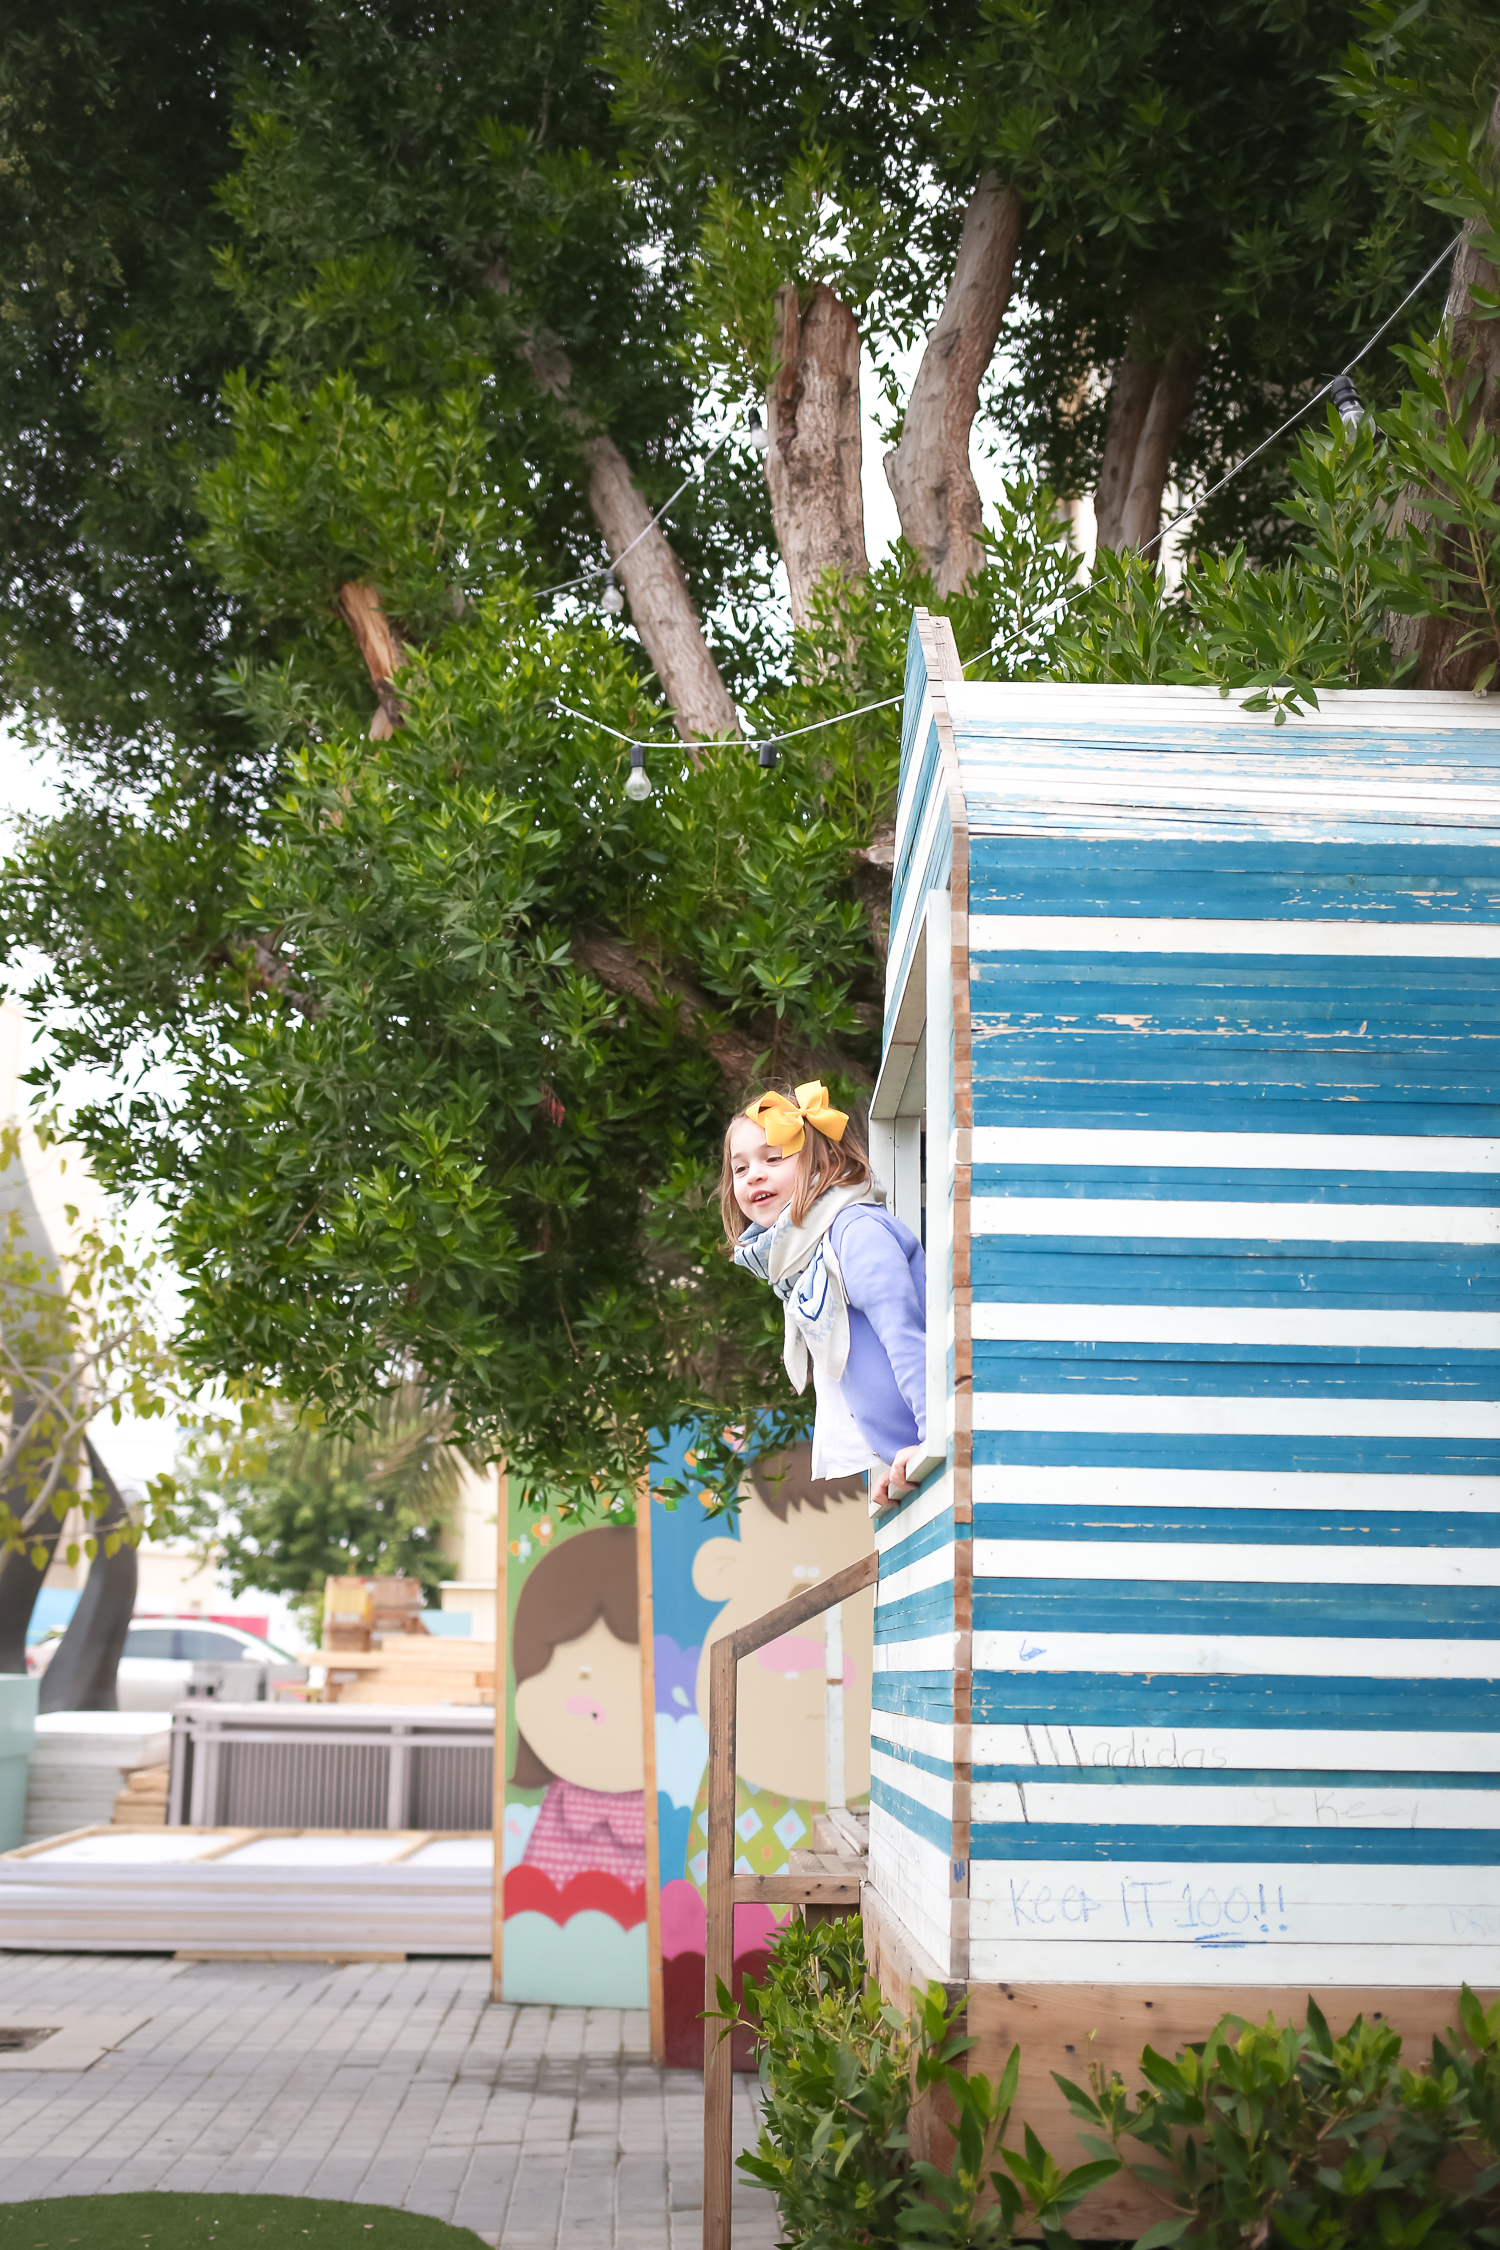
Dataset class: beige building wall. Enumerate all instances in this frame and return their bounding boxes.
[438,1460,502,1639]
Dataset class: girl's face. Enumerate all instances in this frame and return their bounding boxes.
[728,1116,797,1230]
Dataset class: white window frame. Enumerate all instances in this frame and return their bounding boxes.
[869,889,950,1483]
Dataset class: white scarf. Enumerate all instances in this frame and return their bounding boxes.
[731,1181,884,1394]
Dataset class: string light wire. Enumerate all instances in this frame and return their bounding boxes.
[531,422,740,604]
[558,229,1464,762]
[1135,230,1462,562]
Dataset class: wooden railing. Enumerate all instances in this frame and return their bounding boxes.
[702,1547,880,2250]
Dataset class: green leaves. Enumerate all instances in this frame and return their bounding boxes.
[0,1118,203,1552]
[197,372,528,634]
[1059,358,1500,718]
[177,1381,485,1634]
[1052,1989,1500,2250]
[684,145,923,398]
[730,1920,1120,2248]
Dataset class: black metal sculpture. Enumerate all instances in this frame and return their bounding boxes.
[37,1441,137,1713]
[0,1398,63,1675]
[0,1137,138,1708]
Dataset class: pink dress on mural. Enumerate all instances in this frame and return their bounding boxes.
[520,1778,646,1887]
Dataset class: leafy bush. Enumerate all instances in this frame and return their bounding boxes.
[1065,1985,1500,2250]
[728,1929,1500,2250]
[722,1917,1116,2248]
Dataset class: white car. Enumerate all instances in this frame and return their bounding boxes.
[31,1616,304,1711]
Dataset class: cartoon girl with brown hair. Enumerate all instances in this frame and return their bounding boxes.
[511,1524,645,1889]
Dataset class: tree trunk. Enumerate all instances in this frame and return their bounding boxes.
[1093,317,1204,558]
[505,299,739,745]
[337,581,409,739]
[570,933,871,1097]
[1388,87,1500,689]
[582,435,740,742]
[884,175,1025,594]
[765,281,868,626]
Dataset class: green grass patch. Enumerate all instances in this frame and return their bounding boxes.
[0,2195,489,2249]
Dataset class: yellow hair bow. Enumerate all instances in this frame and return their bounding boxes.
[743,1082,848,1157]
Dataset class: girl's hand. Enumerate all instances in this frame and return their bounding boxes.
[871,1445,923,1510]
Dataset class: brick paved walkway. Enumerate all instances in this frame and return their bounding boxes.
[0,1954,778,2248]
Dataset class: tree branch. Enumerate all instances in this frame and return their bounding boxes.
[571,933,872,1098]
[885,175,1025,594]
[239,937,324,1019]
[1389,87,1500,690]
[581,433,740,743]
[1093,296,1204,556]
[507,301,738,746]
[764,282,868,626]
[850,826,896,961]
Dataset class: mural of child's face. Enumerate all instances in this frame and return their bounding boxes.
[693,1483,873,1803]
[513,1613,644,1794]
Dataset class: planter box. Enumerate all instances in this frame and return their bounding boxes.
[0,1676,37,1853]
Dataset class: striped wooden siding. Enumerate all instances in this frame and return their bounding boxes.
[873,616,968,1974]
[873,632,1500,1986]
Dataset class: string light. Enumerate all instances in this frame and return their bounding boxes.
[557,229,1463,770]
[748,407,770,455]
[623,745,653,802]
[1329,374,1364,435]
[601,569,625,616]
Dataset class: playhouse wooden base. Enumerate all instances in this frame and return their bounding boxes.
[862,1886,1484,2241]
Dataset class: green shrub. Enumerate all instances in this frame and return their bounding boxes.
[724,1927,1500,2250]
[1063,1986,1500,2250]
[719,1916,1116,2248]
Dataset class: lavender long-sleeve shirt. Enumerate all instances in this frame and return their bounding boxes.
[827,1204,927,1459]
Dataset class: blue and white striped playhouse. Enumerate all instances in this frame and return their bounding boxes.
[864,611,1500,2190]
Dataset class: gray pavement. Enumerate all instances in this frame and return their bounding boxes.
[0,1953,779,2247]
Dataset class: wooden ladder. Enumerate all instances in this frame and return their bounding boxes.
[703,1548,879,2250]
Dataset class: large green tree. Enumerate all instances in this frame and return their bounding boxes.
[2,0,1497,1510]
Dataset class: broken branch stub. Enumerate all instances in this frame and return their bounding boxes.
[765,282,868,627]
[337,582,410,738]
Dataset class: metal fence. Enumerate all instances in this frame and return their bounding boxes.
[169,1703,495,1830]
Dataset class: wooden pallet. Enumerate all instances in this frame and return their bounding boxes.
[112,1766,168,1828]
[296,1641,497,1706]
[0,1825,493,1955]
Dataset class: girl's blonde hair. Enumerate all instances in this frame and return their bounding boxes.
[719,1088,874,1244]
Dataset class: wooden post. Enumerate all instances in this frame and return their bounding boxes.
[636,1477,664,2063]
[824,1601,845,1811]
[490,1460,508,2004]
[702,1633,739,2250]
[702,1548,879,2250]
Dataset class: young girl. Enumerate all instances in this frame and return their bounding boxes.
[722,1082,927,1509]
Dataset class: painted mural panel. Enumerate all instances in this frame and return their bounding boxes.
[649,1435,874,2066]
[500,1506,648,2007]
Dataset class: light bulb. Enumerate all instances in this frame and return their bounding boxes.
[601,573,625,615]
[747,407,770,455]
[1329,373,1363,436]
[624,757,653,802]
